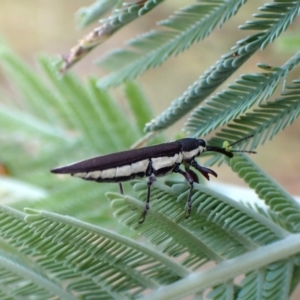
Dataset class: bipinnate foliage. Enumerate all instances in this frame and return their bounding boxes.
[0,1,300,299]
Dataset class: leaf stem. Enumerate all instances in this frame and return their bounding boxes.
[144,233,300,300]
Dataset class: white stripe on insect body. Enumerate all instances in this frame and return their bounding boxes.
[85,170,101,179]
[73,159,150,181]
[116,165,132,177]
[151,153,183,172]
[182,146,204,161]
[101,168,116,179]
[131,159,149,174]
[174,153,183,163]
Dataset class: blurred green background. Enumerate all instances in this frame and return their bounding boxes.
[0,0,299,195]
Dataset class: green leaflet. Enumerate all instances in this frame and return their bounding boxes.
[0,45,152,224]
[144,1,300,132]
[186,53,300,141]
[229,154,300,232]
[97,0,246,88]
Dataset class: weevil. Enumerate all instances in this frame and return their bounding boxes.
[51,136,255,223]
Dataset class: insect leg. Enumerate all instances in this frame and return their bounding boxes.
[173,166,194,219]
[139,173,156,224]
[190,160,217,181]
[118,183,124,194]
[184,166,199,183]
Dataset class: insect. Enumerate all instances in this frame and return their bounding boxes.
[51,136,255,223]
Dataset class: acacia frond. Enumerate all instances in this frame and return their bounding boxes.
[97,0,246,88]
[229,154,300,232]
[110,188,244,268]
[0,45,151,223]
[145,1,300,132]
[208,76,300,151]
[0,208,77,299]
[0,206,188,298]
[209,259,294,300]
[107,180,288,266]
[0,251,75,299]
[0,203,299,299]
[106,182,299,299]
[241,202,290,230]
[61,0,164,72]
[185,51,300,137]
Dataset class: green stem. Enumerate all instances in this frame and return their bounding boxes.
[144,233,300,300]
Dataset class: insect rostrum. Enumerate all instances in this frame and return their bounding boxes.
[51,137,254,223]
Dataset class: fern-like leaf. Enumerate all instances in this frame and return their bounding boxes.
[145,1,300,132]
[0,193,298,299]
[107,180,288,266]
[104,153,300,298]
[0,251,76,299]
[0,206,190,298]
[0,45,154,224]
[61,0,164,72]
[97,0,246,88]
[185,51,300,137]
[210,76,300,149]
[229,154,300,232]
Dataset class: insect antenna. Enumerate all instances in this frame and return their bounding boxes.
[223,135,257,154]
[206,134,256,157]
